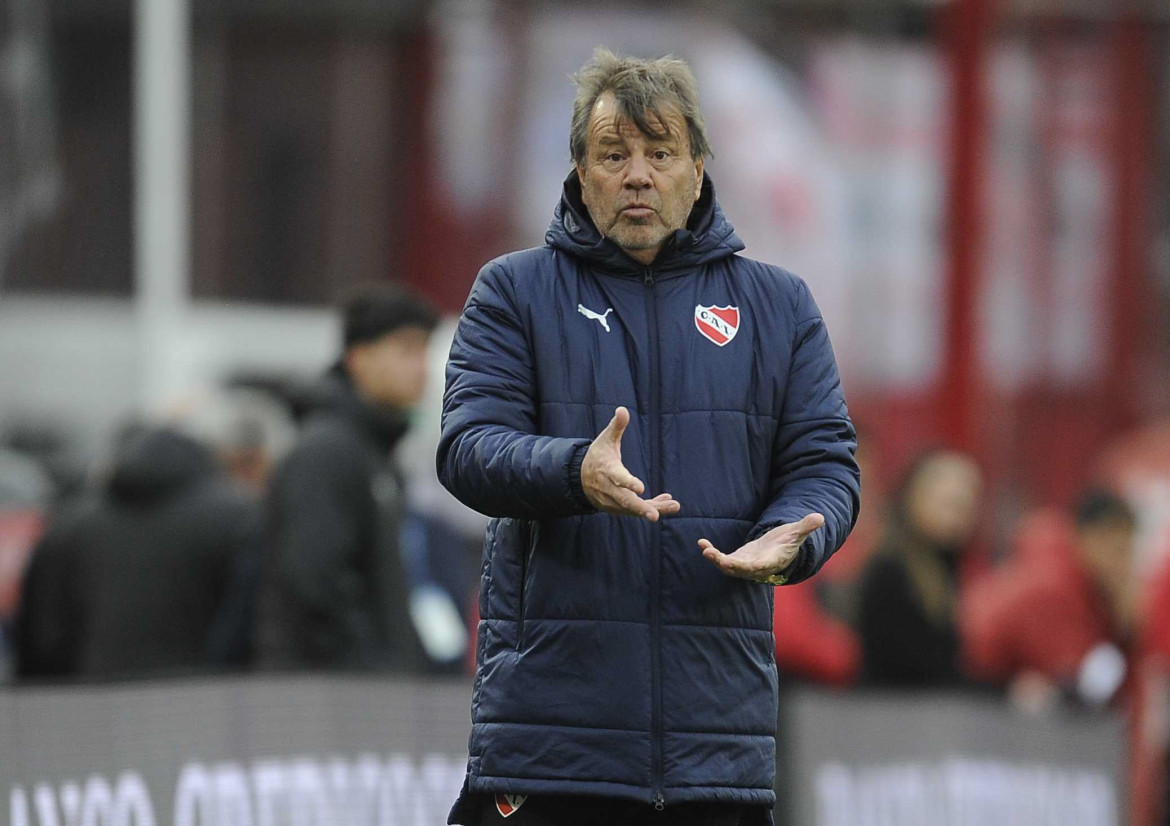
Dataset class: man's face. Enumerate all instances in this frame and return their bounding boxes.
[345,326,432,411]
[576,92,704,265]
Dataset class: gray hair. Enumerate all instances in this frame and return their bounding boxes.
[570,47,712,166]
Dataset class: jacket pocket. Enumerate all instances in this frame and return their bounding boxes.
[516,518,534,651]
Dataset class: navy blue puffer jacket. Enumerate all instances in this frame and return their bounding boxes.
[439,173,859,821]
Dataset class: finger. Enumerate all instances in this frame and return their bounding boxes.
[701,547,755,579]
[706,552,757,577]
[698,538,724,563]
[606,406,631,446]
[650,494,681,516]
[607,466,645,496]
[609,487,659,521]
[596,482,650,514]
[700,543,769,578]
[793,512,826,542]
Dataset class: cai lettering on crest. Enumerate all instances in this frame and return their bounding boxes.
[694,305,740,347]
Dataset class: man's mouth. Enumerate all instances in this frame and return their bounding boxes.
[621,205,655,218]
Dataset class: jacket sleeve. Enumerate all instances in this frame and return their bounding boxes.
[437,261,595,519]
[749,278,860,585]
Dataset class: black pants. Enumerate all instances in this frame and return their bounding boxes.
[476,793,751,826]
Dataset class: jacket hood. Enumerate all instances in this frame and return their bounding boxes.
[306,366,411,453]
[545,171,745,277]
[108,427,216,504]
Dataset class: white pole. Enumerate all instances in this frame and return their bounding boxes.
[133,0,191,408]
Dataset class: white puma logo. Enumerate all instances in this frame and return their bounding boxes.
[577,304,614,333]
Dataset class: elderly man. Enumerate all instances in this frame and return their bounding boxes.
[439,49,859,826]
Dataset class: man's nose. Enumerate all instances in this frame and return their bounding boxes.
[623,154,653,189]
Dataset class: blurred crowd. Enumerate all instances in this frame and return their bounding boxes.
[772,425,1170,824]
[0,282,486,683]
[3,282,1170,817]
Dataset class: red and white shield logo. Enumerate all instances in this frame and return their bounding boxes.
[695,304,740,347]
[495,793,527,817]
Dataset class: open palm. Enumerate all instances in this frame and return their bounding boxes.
[699,513,825,584]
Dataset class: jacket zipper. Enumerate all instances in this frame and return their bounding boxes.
[643,266,665,811]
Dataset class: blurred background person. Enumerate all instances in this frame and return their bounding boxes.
[13,422,262,680]
[255,282,438,673]
[0,425,89,681]
[1132,553,1170,826]
[964,490,1137,712]
[857,448,984,687]
[168,385,298,665]
[772,581,861,688]
[166,385,297,494]
[0,444,55,681]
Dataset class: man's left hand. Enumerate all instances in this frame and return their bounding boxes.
[698,514,825,584]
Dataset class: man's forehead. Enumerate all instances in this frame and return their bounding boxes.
[587,93,685,143]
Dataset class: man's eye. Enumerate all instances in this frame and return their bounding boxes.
[653,150,670,160]
[606,153,624,162]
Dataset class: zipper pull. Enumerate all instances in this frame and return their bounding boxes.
[643,268,655,285]
[654,793,665,811]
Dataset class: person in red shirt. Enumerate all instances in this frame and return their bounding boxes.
[1130,552,1170,826]
[963,490,1137,710]
[772,582,860,687]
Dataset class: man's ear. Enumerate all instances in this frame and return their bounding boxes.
[576,163,587,185]
[694,158,704,200]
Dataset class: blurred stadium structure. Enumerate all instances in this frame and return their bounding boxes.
[2,0,1168,509]
[2,0,1170,823]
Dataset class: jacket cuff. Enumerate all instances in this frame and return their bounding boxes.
[566,441,595,513]
[746,522,821,585]
[777,543,815,584]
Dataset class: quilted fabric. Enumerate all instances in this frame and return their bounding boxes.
[438,172,859,817]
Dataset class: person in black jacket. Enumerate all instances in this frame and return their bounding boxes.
[857,448,984,687]
[14,425,262,680]
[256,283,438,672]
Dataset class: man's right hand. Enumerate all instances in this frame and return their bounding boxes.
[581,406,680,521]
